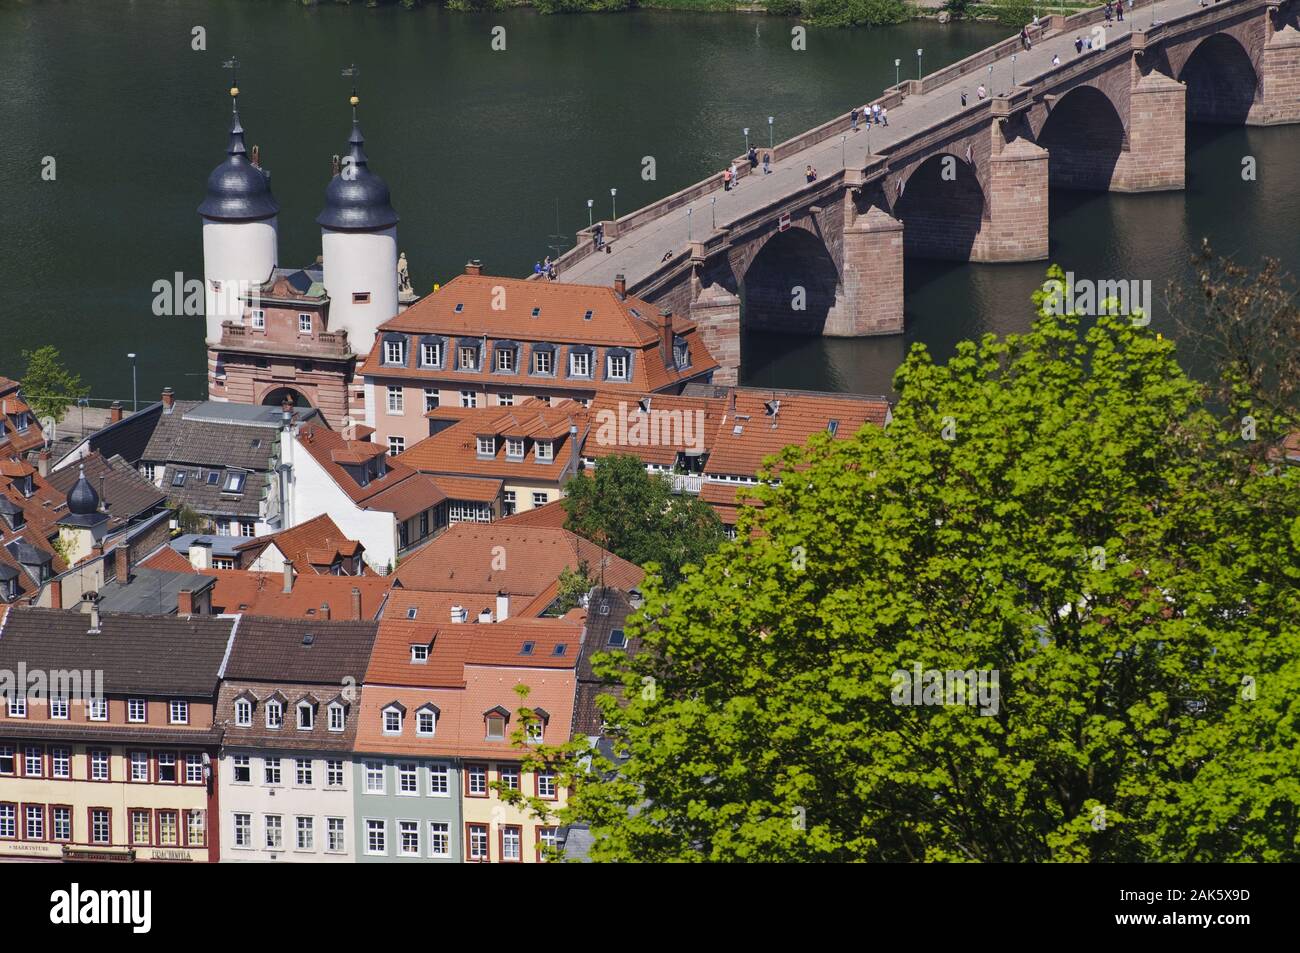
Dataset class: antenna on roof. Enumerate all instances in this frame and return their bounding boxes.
[546,197,569,264]
[222,57,240,113]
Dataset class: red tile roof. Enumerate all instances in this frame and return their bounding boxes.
[584,391,729,467]
[294,424,446,518]
[207,569,395,620]
[497,499,569,529]
[235,513,368,573]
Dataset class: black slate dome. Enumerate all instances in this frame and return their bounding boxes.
[198,108,279,222]
[67,465,100,516]
[317,121,399,231]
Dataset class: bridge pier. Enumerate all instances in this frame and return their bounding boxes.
[689,282,741,386]
[1111,70,1186,192]
[1249,25,1300,125]
[971,135,1049,263]
[825,203,904,336]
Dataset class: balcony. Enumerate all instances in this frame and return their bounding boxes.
[218,321,353,359]
[668,473,703,494]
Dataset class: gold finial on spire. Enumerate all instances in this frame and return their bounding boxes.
[342,64,361,118]
[223,57,241,104]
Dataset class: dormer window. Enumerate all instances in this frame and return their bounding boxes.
[421,340,443,368]
[535,440,554,463]
[569,351,591,377]
[484,707,509,741]
[526,720,544,744]
[382,704,405,736]
[457,346,478,372]
[505,438,525,460]
[327,701,345,732]
[14,413,29,434]
[532,347,555,375]
[266,699,284,730]
[495,347,516,373]
[384,338,406,365]
[607,353,629,381]
[223,471,246,494]
[476,436,496,458]
[410,643,429,663]
[416,704,439,737]
[296,700,315,730]
[673,336,691,369]
[234,698,252,727]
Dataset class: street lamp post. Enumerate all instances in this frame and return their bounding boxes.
[841,134,846,169]
[894,58,901,86]
[1011,53,1017,86]
[610,188,617,222]
[768,116,774,150]
[916,48,923,80]
[711,195,717,230]
[127,353,137,412]
[743,127,750,154]
[586,198,593,229]
[687,207,693,242]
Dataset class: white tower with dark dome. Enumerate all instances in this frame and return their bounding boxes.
[318,78,399,357]
[198,75,279,346]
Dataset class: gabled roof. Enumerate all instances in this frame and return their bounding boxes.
[365,616,583,687]
[293,424,446,518]
[497,498,569,529]
[223,615,379,685]
[393,522,643,597]
[584,390,730,467]
[207,569,395,620]
[45,452,167,527]
[234,513,367,573]
[0,607,236,697]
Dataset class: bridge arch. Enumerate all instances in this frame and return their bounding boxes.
[1178,33,1259,124]
[893,153,984,261]
[1037,85,1128,191]
[739,224,840,335]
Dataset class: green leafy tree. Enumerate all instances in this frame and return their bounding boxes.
[801,0,909,27]
[989,0,1035,26]
[21,346,89,424]
[537,267,1300,862]
[562,454,724,588]
[553,561,595,614]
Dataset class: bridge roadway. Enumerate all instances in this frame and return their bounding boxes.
[558,0,1227,290]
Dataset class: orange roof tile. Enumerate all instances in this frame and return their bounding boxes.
[294,424,447,518]
[584,390,730,467]
[497,499,569,529]
[427,475,503,503]
[208,569,394,620]
[236,513,367,573]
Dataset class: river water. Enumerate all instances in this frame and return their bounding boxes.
[1,1,1295,402]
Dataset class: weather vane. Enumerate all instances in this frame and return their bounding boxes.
[342,64,361,118]
[222,57,240,109]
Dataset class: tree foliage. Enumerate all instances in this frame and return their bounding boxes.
[562,454,724,588]
[801,0,910,27]
[538,266,1300,861]
[21,345,89,424]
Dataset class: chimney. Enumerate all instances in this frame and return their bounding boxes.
[161,387,175,413]
[320,602,331,621]
[465,259,483,276]
[178,589,194,616]
[188,539,212,571]
[88,596,101,634]
[568,423,580,477]
[109,401,123,424]
[114,545,131,585]
[49,578,62,610]
[613,274,626,299]
[496,590,509,622]
[450,604,467,624]
[658,308,674,366]
[282,559,295,594]
[477,607,493,624]
[351,586,362,621]
[37,447,50,479]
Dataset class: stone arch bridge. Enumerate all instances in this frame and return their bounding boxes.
[548,0,1300,383]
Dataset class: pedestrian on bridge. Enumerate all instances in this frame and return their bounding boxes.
[806,165,817,183]
[880,106,888,126]
[763,152,771,174]
[1075,35,1084,54]
[873,103,883,124]
[1052,53,1061,66]
[977,83,987,101]
[1117,3,1124,20]
[961,88,968,107]
[748,145,759,168]
[723,166,733,191]
[1105,2,1113,23]
[850,107,859,131]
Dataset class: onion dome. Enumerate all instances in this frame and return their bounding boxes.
[198,91,279,222]
[58,465,108,529]
[317,118,399,231]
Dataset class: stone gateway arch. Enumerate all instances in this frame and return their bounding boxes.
[550,0,1300,385]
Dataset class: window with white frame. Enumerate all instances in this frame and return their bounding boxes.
[502,490,516,516]
[466,763,488,796]
[527,719,545,744]
[495,348,515,373]
[538,770,557,799]
[156,751,177,782]
[327,702,345,732]
[498,765,520,791]
[24,805,43,841]
[535,440,554,462]
[428,763,450,796]
[326,759,344,788]
[410,643,429,663]
[327,817,345,852]
[295,759,313,787]
[0,804,12,839]
[131,750,150,782]
[266,700,283,729]
[296,815,314,851]
[421,342,441,367]
[366,818,387,855]
[460,390,477,409]
[231,754,249,784]
[476,435,495,457]
[384,339,405,365]
[532,492,549,508]
[8,695,26,718]
[264,757,282,785]
[264,814,283,850]
[607,354,629,380]
[234,698,252,727]
[399,820,420,856]
[417,708,436,736]
[382,706,403,735]
[364,760,385,794]
[298,313,313,334]
[424,388,439,412]
[24,745,42,776]
[297,702,314,730]
[386,386,404,414]
[538,826,560,860]
[485,712,507,740]
[467,824,488,861]
[251,309,265,329]
[0,744,12,775]
[458,346,478,371]
[398,762,419,795]
[570,351,590,377]
[88,697,107,721]
[388,435,405,456]
[497,393,514,406]
[533,350,554,375]
[429,821,450,857]
[90,808,110,844]
[51,747,70,778]
[50,697,68,720]
[501,826,522,862]
[233,813,252,848]
[185,752,204,784]
[505,438,524,460]
[169,700,189,725]
[127,697,146,722]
